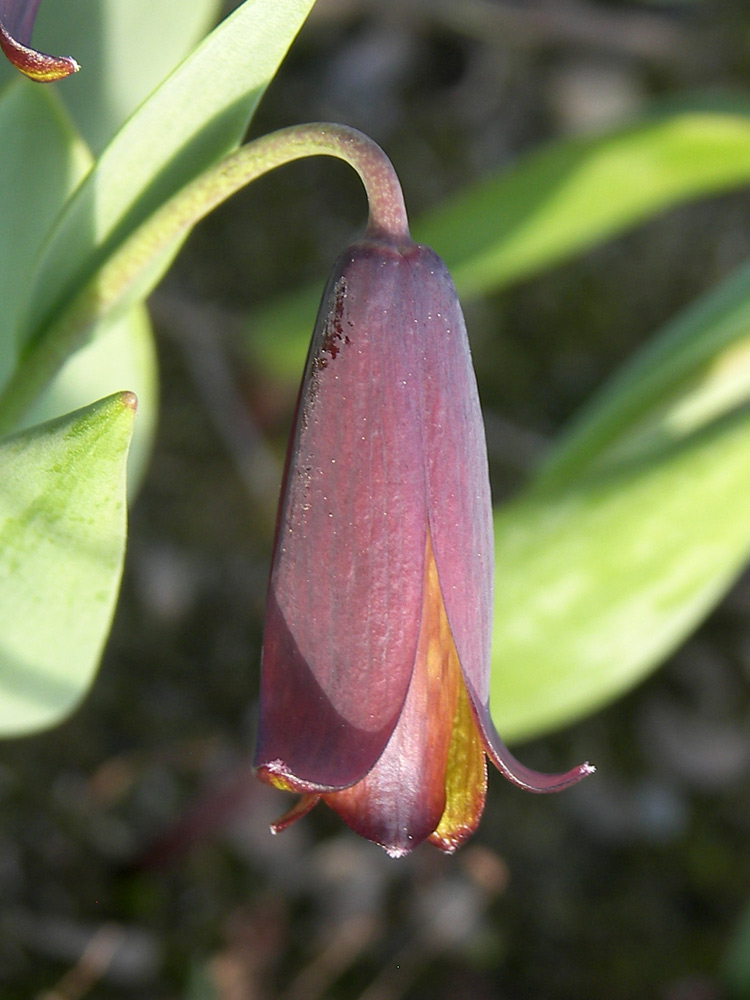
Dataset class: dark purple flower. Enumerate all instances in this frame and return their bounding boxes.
[0,0,78,81]
[254,233,593,856]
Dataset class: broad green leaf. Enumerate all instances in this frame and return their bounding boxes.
[0,392,136,736]
[22,0,316,354]
[490,265,750,741]
[245,106,750,380]
[32,0,223,153]
[0,81,89,388]
[490,405,750,741]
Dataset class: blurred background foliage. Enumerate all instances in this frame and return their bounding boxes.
[5,0,750,997]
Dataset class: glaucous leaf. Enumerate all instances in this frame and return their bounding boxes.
[0,391,136,736]
[30,0,223,152]
[21,0,316,354]
[0,80,88,389]
[535,261,750,489]
[0,80,157,484]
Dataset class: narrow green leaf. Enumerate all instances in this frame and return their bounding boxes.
[420,107,750,296]
[32,0,223,153]
[0,392,136,736]
[536,261,750,490]
[23,0,316,353]
[0,81,89,387]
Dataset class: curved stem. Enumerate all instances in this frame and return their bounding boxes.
[0,124,409,433]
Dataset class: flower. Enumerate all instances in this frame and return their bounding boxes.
[253,233,593,857]
[0,0,78,81]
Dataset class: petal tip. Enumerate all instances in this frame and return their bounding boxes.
[269,792,321,835]
[384,845,410,859]
[0,24,80,82]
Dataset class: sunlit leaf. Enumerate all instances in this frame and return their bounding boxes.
[536,261,750,488]
[490,265,750,741]
[0,392,136,736]
[419,105,750,296]
[31,0,223,152]
[0,80,88,389]
[0,80,157,484]
[22,0,316,355]
[24,306,158,497]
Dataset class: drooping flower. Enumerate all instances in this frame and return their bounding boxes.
[0,0,78,81]
[253,232,593,857]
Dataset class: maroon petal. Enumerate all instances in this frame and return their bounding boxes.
[254,238,435,790]
[321,531,463,856]
[0,0,78,80]
[410,245,494,706]
[472,698,595,791]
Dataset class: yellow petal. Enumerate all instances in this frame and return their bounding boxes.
[429,672,488,853]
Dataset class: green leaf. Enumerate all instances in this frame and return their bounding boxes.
[22,0,316,355]
[536,261,750,489]
[244,105,750,380]
[0,82,157,486]
[490,264,750,741]
[32,0,223,153]
[0,81,89,388]
[491,407,750,741]
[419,106,750,296]
[0,392,136,736]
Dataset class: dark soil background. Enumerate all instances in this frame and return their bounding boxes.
[4,1,750,998]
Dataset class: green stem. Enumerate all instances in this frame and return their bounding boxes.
[0,123,409,434]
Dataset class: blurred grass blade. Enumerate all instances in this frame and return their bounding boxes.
[0,392,136,736]
[490,265,750,741]
[0,81,89,389]
[245,105,750,379]
[22,0,316,354]
[31,0,223,153]
[535,260,750,489]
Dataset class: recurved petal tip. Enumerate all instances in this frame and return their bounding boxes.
[269,793,321,835]
[470,697,595,793]
[0,2,79,81]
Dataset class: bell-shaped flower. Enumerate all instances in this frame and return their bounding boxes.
[254,233,593,857]
[0,0,78,81]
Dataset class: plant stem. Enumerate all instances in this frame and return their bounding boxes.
[0,123,409,434]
